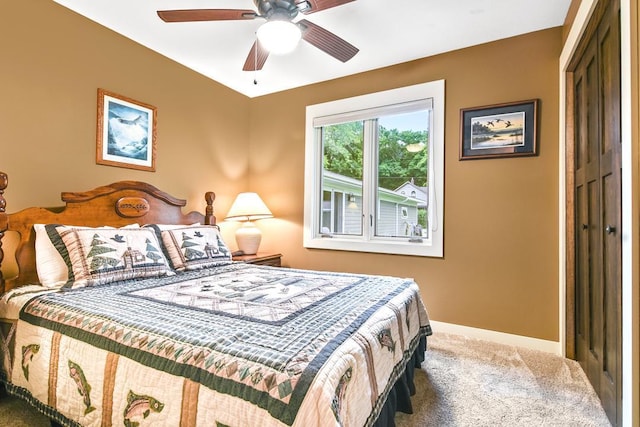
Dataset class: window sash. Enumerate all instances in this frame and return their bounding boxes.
[304,80,445,257]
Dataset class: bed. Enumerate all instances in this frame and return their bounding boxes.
[0,172,432,427]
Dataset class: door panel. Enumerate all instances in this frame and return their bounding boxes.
[571,0,621,425]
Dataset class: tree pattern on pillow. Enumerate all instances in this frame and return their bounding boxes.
[86,233,165,273]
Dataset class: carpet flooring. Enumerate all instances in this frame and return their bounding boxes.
[0,331,611,426]
[395,332,611,426]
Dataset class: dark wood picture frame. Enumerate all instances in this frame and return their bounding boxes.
[460,99,538,160]
[96,88,157,172]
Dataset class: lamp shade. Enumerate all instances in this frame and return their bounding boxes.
[225,193,273,255]
[225,192,273,221]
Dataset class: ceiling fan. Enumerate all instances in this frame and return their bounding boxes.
[157,0,359,71]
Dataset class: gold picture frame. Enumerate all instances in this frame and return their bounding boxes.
[96,88,157,172]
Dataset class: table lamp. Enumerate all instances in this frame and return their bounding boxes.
[225,192,273,255]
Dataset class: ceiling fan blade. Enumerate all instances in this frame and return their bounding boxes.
[243,41,270,71]
[297,0,356,14]
[157,9,257,22]
[298,19,358,63]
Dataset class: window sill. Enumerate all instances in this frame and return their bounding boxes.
[303,235,443,258]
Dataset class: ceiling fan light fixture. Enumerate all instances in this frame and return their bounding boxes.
[257,20,301,55]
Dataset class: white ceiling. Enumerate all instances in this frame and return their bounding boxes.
[53,0,571,98]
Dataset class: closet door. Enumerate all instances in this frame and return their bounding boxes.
[572,0,621,425]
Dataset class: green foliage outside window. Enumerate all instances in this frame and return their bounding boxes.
[322,121,429,191]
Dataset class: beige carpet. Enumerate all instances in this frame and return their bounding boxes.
[0,332,611,426]
[395,332,611,426]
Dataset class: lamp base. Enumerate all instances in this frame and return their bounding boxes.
[235,222,262,255]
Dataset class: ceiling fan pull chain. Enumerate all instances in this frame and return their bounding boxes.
[254,37,259,85]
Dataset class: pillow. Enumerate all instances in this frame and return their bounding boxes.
[34,223,140,288]
[34,224,70,287]
[55,225,171,289]
[143,223,203,263]
[160,225,232,271]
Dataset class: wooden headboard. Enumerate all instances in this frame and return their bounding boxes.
[0,172,216,293]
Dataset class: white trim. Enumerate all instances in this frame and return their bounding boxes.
[429,321,561,355]
[558,43,568,360]
[619,0,634,425]
[312,98,433,127]
[559,0,635,425]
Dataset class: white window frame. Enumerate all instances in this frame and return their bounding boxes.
[303,80,445,257]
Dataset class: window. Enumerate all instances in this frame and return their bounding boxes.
[304,80,444,257]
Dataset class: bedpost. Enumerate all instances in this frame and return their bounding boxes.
[0,171,7,294]
[204,191,216,226]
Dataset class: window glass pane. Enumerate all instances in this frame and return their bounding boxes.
[375,110,430,239]
[321,190,332,234]
[321,122,363,236]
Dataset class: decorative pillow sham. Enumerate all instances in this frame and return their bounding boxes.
[55,225,171,289]
[34,223,140,288]
[159,225,232,271]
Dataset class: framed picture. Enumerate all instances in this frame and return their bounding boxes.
[96,88,157,171]
[460,99,538,160]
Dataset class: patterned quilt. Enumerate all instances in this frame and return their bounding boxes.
[2,263,431,427]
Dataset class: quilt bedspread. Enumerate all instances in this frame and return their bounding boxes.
[4,263,431,427]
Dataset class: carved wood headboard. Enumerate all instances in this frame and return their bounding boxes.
[0,172,216,293]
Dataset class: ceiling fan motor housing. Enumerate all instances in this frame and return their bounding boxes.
[254,0,299,21]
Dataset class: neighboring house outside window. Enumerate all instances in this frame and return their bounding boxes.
[320,171,424,237]
[304,80,444,257]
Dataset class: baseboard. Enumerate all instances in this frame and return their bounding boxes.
[429,320,562,355]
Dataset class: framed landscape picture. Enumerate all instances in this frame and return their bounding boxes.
[459,99,538,160]
[96,89,157,171]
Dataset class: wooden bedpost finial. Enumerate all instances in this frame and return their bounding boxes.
[0,171,8,294]
[204,191,216,226]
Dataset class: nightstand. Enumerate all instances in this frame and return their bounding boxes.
[232,252,282,267]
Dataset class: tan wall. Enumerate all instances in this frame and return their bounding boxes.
[1,0,250,221]
[250,28,563,341]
